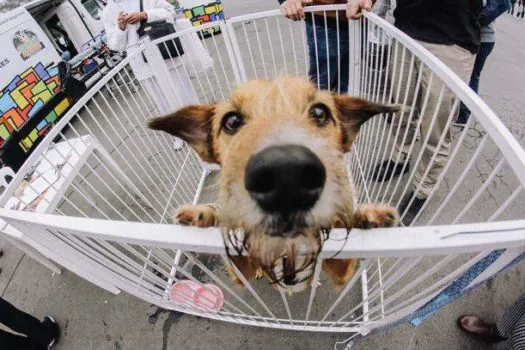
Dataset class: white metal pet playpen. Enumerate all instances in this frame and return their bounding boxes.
[1,5,525,341]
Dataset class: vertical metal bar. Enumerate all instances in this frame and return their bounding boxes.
[278,288,294,325]
[287,19,300,76]
[253,20,269,80]
[264,18,279,76]
[324,11,330,90]
[488,186,523,222]
[275,17,288,75]
[390,84,446,207]
[220,254,280,323]
[399,98,461,220]
[304,256,323,324]
[211,25,234,91]
[222,21,245,83]
[409,111,478,224]
[361,266,369,323]
[320,259,372,323]
[241,22,258,80]
[452,158,506,224]
[377,258,385,318]
[336,10,341,94]
[311,14,320,89]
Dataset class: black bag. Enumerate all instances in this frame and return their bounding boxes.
[136,0,184,60]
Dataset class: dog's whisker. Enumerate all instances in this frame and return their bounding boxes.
[326,227,352,259]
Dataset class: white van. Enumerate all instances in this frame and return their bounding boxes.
[26,0,106,56]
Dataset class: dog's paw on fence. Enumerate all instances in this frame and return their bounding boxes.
[173,204,219,228]
[352,205,400,229]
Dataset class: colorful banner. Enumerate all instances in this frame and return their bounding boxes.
[183,1,224,36]
[0,8,68,152]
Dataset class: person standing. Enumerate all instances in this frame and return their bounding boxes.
[102,0,201,150]
[0,248,59,349]
[509,0,517,14]
[348,0,480,225]
[279,0,350,93]
[456,0,511,126]
[0,297,59,349]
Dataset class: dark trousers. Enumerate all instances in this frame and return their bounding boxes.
[0,298,52,349]
[305,19,350,93]
[458,41,496,120]
[497,295,525,350]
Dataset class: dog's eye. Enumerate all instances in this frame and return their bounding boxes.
[309,104,331,127]
[221,112,244,134]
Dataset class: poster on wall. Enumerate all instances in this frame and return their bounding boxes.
[0,7,69,153]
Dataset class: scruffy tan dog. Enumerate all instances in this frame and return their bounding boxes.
[148,76,399,293]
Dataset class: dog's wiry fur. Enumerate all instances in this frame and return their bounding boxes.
[148,76,399,292]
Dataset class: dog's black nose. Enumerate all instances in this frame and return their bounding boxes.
[245,145,326,216]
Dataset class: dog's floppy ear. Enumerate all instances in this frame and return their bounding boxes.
[148,104,217,163]
[334,95,400,151]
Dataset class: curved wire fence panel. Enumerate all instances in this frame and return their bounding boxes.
[0,7,524,334]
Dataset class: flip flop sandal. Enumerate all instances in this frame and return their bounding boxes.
[457,315,507,343]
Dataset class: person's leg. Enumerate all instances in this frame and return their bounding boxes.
[140,77,170,115]
[413,42,475,199]
[140,76,185,149]
[390,47,421,160]
[372,40,421,182]
[329,24,350,94]
[305,17,330,90]
[457,295,525,347]
[306,20,320,89]
[0,330,47,350]
[168,66,199,106]
[498,295,525,338]
[505,314,525,350]
[0,298,57,346]
[457,41,495,124]
[470,42,495,94]
[338,48,350,94]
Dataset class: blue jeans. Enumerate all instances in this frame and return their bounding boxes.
[458,41,495,120]
[305,20,350,93]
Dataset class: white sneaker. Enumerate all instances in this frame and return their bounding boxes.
[173,138,184,151]
[43,316,59,348]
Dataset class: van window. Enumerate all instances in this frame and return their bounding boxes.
[81,0,107,20]
[45,14,78,56]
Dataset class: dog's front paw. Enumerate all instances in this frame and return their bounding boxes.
[254,267,264,279]
[352,205,399,229]
[173,204,218,228]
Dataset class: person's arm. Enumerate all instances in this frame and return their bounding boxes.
[346,0,377,19]
[279,0,312,21]
[102,7,129,52]
[145,0,176,23]
[280,0,351,21]
[480,0,511,26]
